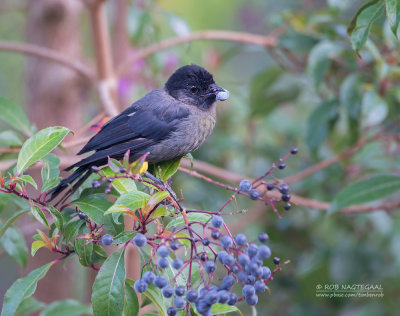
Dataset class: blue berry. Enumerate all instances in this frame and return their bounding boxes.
[211,230,221,240]
[205,290,218,305]
[223,254,235,267]
[217,251,228,263]
[279,183,290,194]
[258,245,271,259]
[91,180,101,188]
[254,280,266,293]
[172,258,183,270]
[134,279,147,293]
[291,147,298,154]
[158,245,170,258]
[199,287,209,297]
[78,212,86,220]
[267,183,274,190]
[158,257,169,269]
[220,275,235,290]
[242,284,255,297]
[186,289,198,302]
[227,293,238,305]
[284,203,291,211]
[232,265,240,274]
[154,276,168,288]
[174,296,185,308]
[282,194,291,202]
[247,244,258,257]
[237,271,248,283]
[175,286,185,296]
[211,215,223,228]
[196,300,211,314]
[245,274,256,284]
[162,285,174,298]
[258,232,269,243]
[205,261,216,273]
[238,253,250,266]
[220,236,233,249]
[101,234,113,246]
[167,306,177,316]
[217,290,230,304]
[273,257,281,265]
[133,233,147,247]
[170,241,181,250]
[119,167,127,173]
[235,234,247,246]
[245,294,258,305]
[278,162,286,169]
[246,261,259,274]
[202,238,210,246]
[200,253,208,261]
[239,179,252,192]
[249,189,261,200]
[261,266,271,280]
[142,271,155,284]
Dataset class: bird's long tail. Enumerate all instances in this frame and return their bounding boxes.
[46,166,92,205]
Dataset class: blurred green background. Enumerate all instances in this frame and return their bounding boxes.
[1,0,399,315]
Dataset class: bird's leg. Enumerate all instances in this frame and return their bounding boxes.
[144,171,181,210]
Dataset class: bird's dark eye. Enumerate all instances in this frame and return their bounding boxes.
[189,86,198,94]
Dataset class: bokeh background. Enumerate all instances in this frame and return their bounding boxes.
[1,0,399,315]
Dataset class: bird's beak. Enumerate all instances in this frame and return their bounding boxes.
[209,83,229,101]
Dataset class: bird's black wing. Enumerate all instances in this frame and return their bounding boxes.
[69,89,190,169]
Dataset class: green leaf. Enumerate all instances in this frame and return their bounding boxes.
[15,297,45,316]
[307,41,344,88]
[0,208,30,239]
[146,191,169,211]
[279,29,319,53]
[102,166,137,194]
[211,303,242,315]
[385,0,400,36]
[142,285,167,316]
[149,207,172,220]
[2,262,54,316]
[124,280,139,316]
[17,126,71,174]
[329,175,400,214]
[64,220,85,242]
[0,97,32,136]
[113,230,135,244]
[39,299,92,316]
[41,154,61,192]
[166,213,211,229]
[74,239,94,267]
[92,244,108,263]
[72,194,122,235]
[31,241,46,257]
[153,157,182,182]
[17,175,38,190]
[306,100,339,153]
[0,226,28,267]
[105,191,150,215]
[48,206,64,232]
[347,0,385,51]
[0,130,22,147]
[31,205,50,229]
[92,247,126,316]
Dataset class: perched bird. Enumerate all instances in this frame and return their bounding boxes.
[47,64,229,203]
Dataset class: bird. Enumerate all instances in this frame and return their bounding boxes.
[47,64,229,203]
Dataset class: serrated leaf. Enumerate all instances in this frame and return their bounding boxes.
[307,41,344,87]
[15,297,45,316]
[2,262,54,316]
[0,97,32,136]
[39,299,92,316]
[347,0,385,51]
[329,175,400,214]
[41,154,60,192]
[113,230,135,244]
[17,126,71,174]
[166,213,211,229]
[142,284,167,316]
[153,157,182,182]
[0,226,28,267]
[0,208,30,239]
[385,0,400,36]
[211,303,242,315]
[124,280,139,316]
[74,239,94,267]
[92,247,126,316]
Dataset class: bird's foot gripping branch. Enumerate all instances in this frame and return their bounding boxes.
[0,124,297,316]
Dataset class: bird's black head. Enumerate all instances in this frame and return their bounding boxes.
[165,64,227,110]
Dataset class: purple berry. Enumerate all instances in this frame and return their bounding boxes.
[284,203,291,211]
[162,285,174,298]
[261,266,271,280]
[158,257,169,269]
[217,251,228,263]
[142,271,155,284]
[273,257,281,265]
[235,234,247,246]
[239,179,252,192]
[267,183,274,190]
[119,167,127,173]
[134,279,147,293]
[220,275,235,290]
[249,189,261,200]
[78,212,86,220]
[155,276,168,288]
[258,245,271,259]
[220,236,233,249]
[158,245,170,258]
[223,254,235,267]
[254,280,266,293]
[227,293,238,305]
[200,253,208,261]
[279,183,290,194]
[202,238,210,246]
[172,258,183,270]
[290,147,298,154]
[238,253,250,266]
[242,284,255,297]
[174,296,185,308]
[247,244,258,257]
[205,290,218,305]
[170,240,181,250]
[258,232,269,243]
[133,233,147,247]
[205,261,216,273]
[186,289,198,302]
[91,166,99,173]
[101,234,113,246]
[282,194,291,202]
[245,294,258,305]
[217,290,230,304]
[211,230,221,240]
[167,307,177,316]
[278,162,286,169]
[91,180,101,188]
[175,286,185,296]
